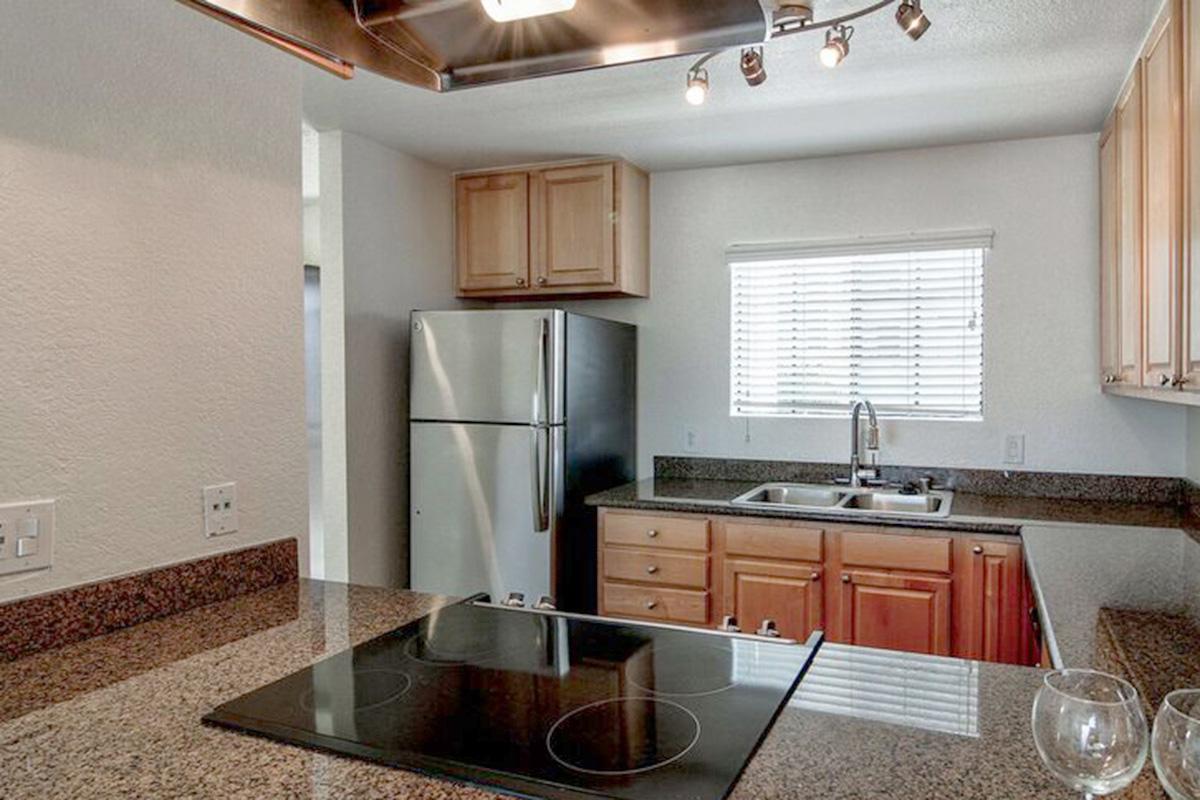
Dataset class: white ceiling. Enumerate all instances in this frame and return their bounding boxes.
[302,0,1161,172]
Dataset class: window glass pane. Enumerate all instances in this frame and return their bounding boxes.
[730,244,985,420]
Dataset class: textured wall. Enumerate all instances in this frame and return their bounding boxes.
[561,135,1188,477]
[0,1,307,600]
[321,131,457,588]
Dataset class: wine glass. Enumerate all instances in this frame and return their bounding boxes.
[1153,689,1200,799]
[1031,669,1149,798]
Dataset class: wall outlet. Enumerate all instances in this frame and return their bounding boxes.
[1004,434,1026,465]
[0,499,55,577]
[683,426,700,454]
[203,483,239,537]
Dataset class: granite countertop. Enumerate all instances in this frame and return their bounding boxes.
[0,578,1083,799]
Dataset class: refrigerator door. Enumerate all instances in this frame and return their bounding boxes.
[410,421,562,601]
[410,310,565,425]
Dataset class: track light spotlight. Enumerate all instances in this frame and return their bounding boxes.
[685,68,709,106]
[819,25,852,69]
[740,47,767,87]
[895,0,931,41]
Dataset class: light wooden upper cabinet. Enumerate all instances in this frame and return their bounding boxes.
[1143,1,1184,389]
[1100,118,1121,385]
[455,158,649,300]
[1116,66,1145,386]
[455,172,530,292]
[1184,0,1200,386]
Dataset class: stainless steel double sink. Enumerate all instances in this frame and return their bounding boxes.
[730,482,954,518]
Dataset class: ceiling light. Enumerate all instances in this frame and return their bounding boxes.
[819,25,851,69]
[685,68,709,106]
[895,0,931,41]
[740,47,767,87]
[480,0,576,23]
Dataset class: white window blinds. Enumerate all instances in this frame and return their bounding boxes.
[729,232,989,420]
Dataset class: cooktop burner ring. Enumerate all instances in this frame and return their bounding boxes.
[627,642,737,697]
[403,632,504,666]
[298,668,413,713]
[545,697,701,776]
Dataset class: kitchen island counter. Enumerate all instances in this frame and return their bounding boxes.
[0,578,1077,799]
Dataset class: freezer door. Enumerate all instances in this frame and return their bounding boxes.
[410,310,565,425]
[410,422,561,602]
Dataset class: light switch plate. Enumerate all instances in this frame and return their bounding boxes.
[683,426,700,454]
[203,483,239,537]
[1004,434,1026,465]
[0,500,55,577]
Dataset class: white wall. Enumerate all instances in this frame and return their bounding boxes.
[565,135,1187,478]
[0,1,307,601]
[318,131,457,588]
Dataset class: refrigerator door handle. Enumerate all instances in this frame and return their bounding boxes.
[531,317,549,425]
[530,426,549,532]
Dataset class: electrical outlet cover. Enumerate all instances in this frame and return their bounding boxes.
[203,483,239,537]
[0,499,55,577]
[1004,434,1026,466]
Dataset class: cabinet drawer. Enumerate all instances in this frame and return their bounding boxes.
[603,547,709,589]
[725,522,823,562]
[839,531,952,573]
[603,513,710,551]
[602,582,709,624]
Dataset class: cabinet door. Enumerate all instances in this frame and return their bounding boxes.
[1100,118,1122,385]
[958,540,1026,664]
[1184,0,1200,387]
[837,569,952,656]
[1117,66,1146,386]
[1143,2,1183,389]
[456,172,529,293]
[531,163,616,289]
[723,559,822,641]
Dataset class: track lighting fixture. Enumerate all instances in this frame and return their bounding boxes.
[685,68,709,106]
[682,0,931,106]
[895,0,931,41]
[819,25,852,69]
[739,47,767,87]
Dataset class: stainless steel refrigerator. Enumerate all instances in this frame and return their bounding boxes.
[409,309,636,613]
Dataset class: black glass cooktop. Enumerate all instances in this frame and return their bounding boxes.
[203,597,821,800]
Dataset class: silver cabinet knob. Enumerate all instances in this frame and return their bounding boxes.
[645,600,658,610]
[757,619,780,638]
[536,276,547,286]
[719,615,741,632]
[646,529,659,539]
[534,595,556,610]
[841,574,851,583]
[972,545,984,555]
[810,571,821,581]
[515,277,527,287]
[645,565,659,575]
[503,592,526,607]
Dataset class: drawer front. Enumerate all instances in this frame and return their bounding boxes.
[725,522,823,562]
[839,531,953,573]
[603,547,709,589]
[602,582,709,624]
[603,513,710,551]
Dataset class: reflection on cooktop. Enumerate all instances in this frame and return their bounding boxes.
[790,643,980,738]
[204,599,821,800]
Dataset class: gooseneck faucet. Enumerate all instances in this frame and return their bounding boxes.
[849,399,880,487]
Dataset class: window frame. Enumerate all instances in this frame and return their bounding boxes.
[727,230,992,422]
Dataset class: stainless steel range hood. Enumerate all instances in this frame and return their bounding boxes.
[178,0,771,90]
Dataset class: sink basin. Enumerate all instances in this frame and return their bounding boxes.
[736,485,846,508]
[841,492,944,514]
[731,482,953,518]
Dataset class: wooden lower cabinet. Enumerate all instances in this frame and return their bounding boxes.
[723,559,822,641]
[836,569,953,656]
[596,508,1036,666]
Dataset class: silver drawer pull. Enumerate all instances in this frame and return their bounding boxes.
[646,565,660,575]
[646,529,659,538]
[645,600,658,610]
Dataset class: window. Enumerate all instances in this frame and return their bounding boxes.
[729,232,989,420]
